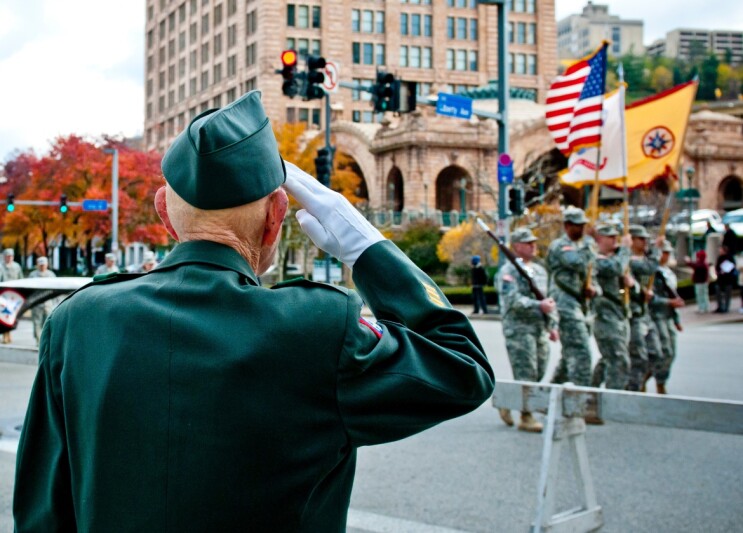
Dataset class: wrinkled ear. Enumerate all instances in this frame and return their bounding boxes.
[262,188,288,246]
[155,186,179,241]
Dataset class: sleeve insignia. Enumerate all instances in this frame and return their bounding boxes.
[422,282,446,308]
[359,317,384,339]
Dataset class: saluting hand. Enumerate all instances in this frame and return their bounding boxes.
[283,162,385,268]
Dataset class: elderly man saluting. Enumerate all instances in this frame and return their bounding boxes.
[13,91,494,532]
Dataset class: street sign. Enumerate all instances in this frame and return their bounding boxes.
[497,153,514,184]
[436,93,473,120]
[322,61,339,93]
[82,199,109,211]
[675,189,700,199]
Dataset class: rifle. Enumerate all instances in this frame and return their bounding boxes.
[476,218,545,300]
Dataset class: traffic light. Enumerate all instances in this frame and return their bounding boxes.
[305,55,326,100]
[60,194,68,214]
[314,147,334,188]
[281,49,299,97]
[6,193,14,212]
[372,72,400,113]
[508,186,524,217]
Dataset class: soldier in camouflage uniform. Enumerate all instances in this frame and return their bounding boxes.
[547,207,599,386]
[0,248,23,344]
[591,224,633,390]
[497,228,559,433]
[627,225,663,391]
[647,240,684,394]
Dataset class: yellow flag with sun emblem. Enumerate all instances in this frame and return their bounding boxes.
[624,80,697,188]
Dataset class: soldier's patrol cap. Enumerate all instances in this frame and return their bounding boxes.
[36,256,48,265]
[511,227,538,243]
[661,239,674,253]
[161,90,286,210]
[595,223,619,237]
[143,251,157,264]
[629,225,650,238]
[3,248,14,256]
[105,252,116,261]
[563,206,589,225]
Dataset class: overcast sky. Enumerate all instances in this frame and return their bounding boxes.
[1,0,742,162]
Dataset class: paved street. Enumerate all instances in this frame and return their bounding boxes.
[2,309,742,531]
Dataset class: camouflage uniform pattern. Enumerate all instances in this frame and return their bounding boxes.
[547,234,598,386]
[592,246,631,389]
[648,265,679,385]
[627,252,662,390]
[497,259,554,382]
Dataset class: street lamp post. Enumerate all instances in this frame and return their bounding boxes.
[103,148,119,254]
[685,165,695,255]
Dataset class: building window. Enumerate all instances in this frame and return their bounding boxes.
[515,53,525,74]
[168,90,175,108]
[179,83,186,101]
[214,4,222,26]
[246,11,256,35]
[146,78,153,96]
[159,46,165,64]
[526,0,536,13]
[424,15,432,37]
[312,6,321,28]
[147,30,154,50]
[179,31,186,51]
[469,50,478,70]
[190,0,197,15]
[376,43,385,65]
[147,55,154,73]
[228,0,237,16]
[447,17,454,39]
[363,42,374,64]
[401,13,408,36]
[201,43,209,63]
[201,70,209,90]
[527,54,536,75]
[400,46,408,67]
[214,63,222,83]
[362,10,373,33]
[227,54,236,76]
[457,18,467,40]
[456,49,466,70]
[228,24,237,47]
[410,46,421,68]
[214,33,223,56]
[352,110,361,122]
[179,57,186,76]
[517,22,526,44]
[508,22,513,43]
[423,46,432,68]
[508,53,514,74]
[612,27,621,54]
[470,19,477,41]
[514,0,525,12]
[411,14,421,36]
[246,42,256,66]
[227,87,236,102]
[297,38,309,58]
[190,22,197,44]
[168,64,175,83]
[446,49,454,69]
[352,10,360,32]
[245,77,256,91]
[158,95,165,113]
[287,4,295,26]
[201,14,209,35]
[376,11,384,33]
[352,42,360,64]
[159,20,166,40]
[527,23,536,45]
[297,5,309,28]
[159,70,165,89]
[213,94,222,108]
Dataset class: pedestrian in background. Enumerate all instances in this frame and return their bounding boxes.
[685,250,710,313]
[138,251,158,273]
[547,206,599,386]
[95,252,119,275]
[470,255,489,315]
[497,227,558,433]
[0,248,23,344]
[13,91,494,531]
[715,245,737,313]
[28,256,56,345]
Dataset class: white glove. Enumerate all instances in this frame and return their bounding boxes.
[283,162,385,268]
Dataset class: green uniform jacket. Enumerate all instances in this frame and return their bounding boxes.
[14,240,494,532]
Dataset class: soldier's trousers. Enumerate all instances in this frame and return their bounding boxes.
[593,318,630,389]
[503,322,548,382]
[628,315,662,390]
[649,315,677,385]
[31,308,50,344]
[552,314,592,386]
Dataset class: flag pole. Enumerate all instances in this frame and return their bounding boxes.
[587,41,610,226]
[617,64,631,307]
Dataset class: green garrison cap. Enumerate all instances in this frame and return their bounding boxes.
[629,224,650,238]
[161,91,286,210]
[596,223,619,237]
[511,227,538,243]
[563,206,589,225]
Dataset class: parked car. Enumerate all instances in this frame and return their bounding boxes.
[665,209,724,237]
[722,208,743,236]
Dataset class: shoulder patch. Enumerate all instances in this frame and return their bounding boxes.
[359,317,383,339]
[502,274,515,283]
[561,246,575,251]
[270,277,349,295]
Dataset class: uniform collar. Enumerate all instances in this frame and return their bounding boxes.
[156,240,260,286]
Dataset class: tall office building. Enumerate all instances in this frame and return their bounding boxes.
[144,0,557,153]
[557,2,643,60]
[648,29,743,65]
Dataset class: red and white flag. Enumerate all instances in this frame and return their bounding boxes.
[546,42,608,156]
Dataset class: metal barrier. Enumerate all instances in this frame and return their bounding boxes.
[493,380,743,533]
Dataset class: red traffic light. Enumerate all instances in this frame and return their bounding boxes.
[281,49,297,67]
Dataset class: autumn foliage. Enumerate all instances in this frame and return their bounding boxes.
[1,135,168,266]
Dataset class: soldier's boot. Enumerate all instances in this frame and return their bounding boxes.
[518,412,543,433]
[498,409,514,427]
[639,371,652,393]
[656,382,667,395]
[584,414,604,425]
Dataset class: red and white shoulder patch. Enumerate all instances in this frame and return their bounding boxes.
[359,317,384,339]
[502,274,515,283]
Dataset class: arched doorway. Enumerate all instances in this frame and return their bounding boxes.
[386,167,404,211]
[336,152,369,205]
[435,165,473,212]
[718,175,743,211]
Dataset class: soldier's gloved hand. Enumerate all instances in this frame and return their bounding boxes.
[284,162,385,268]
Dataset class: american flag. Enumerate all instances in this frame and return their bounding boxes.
[546,43,608,156]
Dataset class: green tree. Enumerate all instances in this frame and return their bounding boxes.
[391,219,446,275]
[698,53,720,100]
[650,65,674,92]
